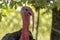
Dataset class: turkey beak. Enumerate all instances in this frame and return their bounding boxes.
[29,11,34,32]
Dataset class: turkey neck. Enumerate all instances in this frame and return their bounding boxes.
[22,14,30,32]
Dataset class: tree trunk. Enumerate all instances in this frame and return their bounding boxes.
[50,7,60,40]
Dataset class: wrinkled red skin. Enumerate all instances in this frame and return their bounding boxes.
[19,6,34,40]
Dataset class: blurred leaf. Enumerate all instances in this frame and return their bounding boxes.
[2,0,6,3]
[17,2,22,6]
[15,5,17,9]
[2,15,6,17]
[54,0,60,2]
[0,4,2,8]
[5,3,8,8]
[9,1,16,8]
[28,0,50,9]
[0,13,2,22]
[55,2,60,8]
[21,0,27,3]
[42,7,51,15]
[28,0,35,3]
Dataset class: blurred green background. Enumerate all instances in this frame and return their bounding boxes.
[0,7,52,40]
[0,0,53,40]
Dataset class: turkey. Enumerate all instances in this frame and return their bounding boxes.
[2,6,34,40]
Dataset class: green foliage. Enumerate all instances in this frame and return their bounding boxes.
[54,0,60,2]
[21,0,27,3]
[0,0,59,40]
[17,2,22,6]
[9,0,16,8]
[0,0,60,9]
[9,0,22,9]
[2,0,6,3]
[54,1,60,8]
[0,13,6,22]
[28,0,51,12]
[42,7,52,15]
[0,4,2,8]
[0,13,2,22]
[2,15,6,17]
[28,0,50,7]
[0,0,50,9]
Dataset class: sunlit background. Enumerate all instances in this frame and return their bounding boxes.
[0,0,52,40]
[0,6,52,40]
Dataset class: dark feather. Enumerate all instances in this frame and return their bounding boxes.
[2,29,35,40]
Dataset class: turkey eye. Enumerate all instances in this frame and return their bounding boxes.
[25,9,28,11]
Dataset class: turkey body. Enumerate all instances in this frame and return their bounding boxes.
[2,29,35,40]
